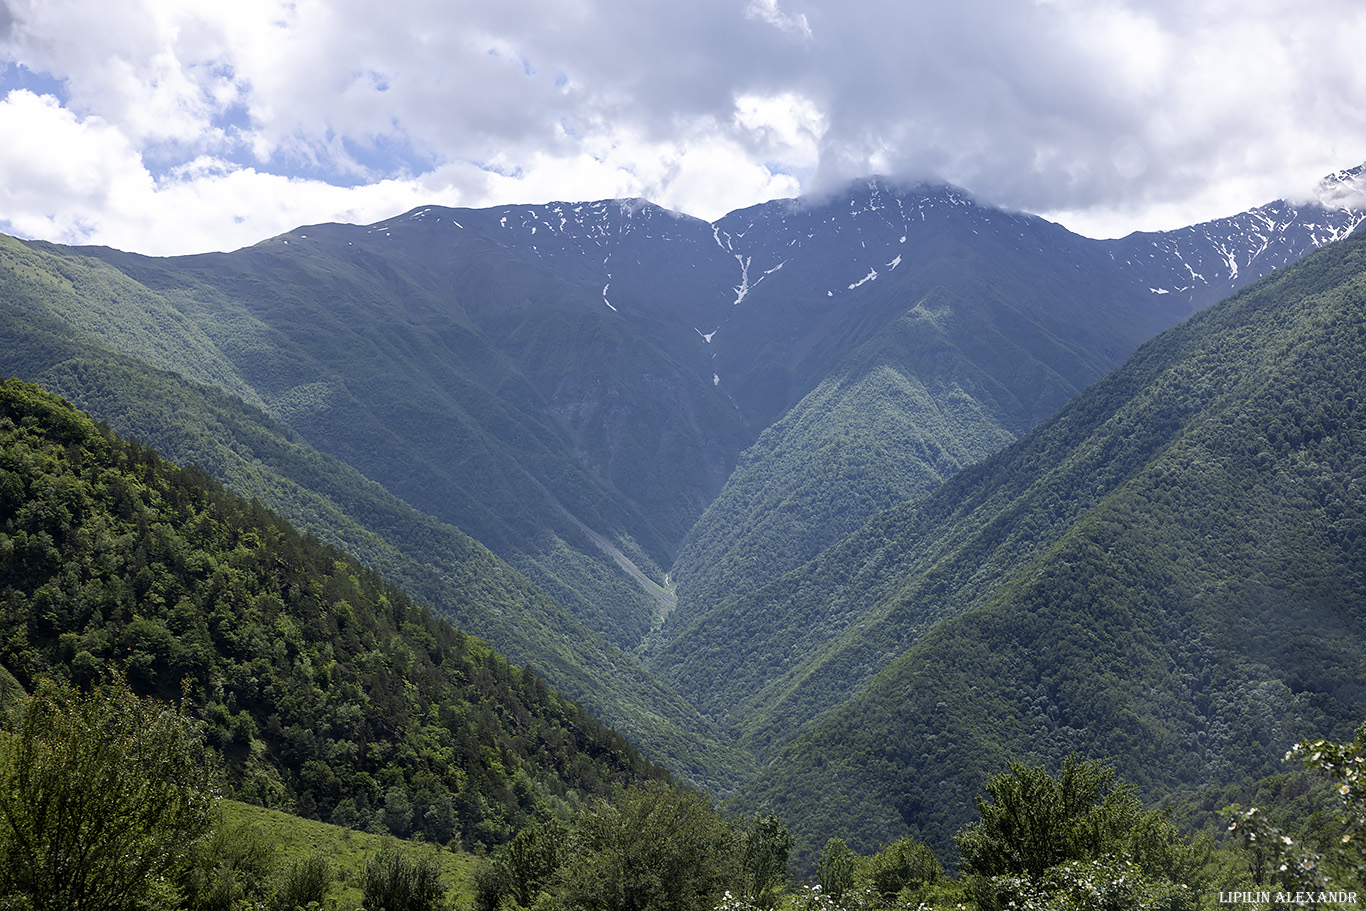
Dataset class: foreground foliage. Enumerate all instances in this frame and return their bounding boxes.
[955,755,1209,910]
[1224,721,1366,897]
[4,660,1362,911]
[362,848,451,911]
[190,801,474,911]
[0,674,216,911]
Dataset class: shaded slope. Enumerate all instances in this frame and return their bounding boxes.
[3,207,754,652]
[662,181,1149,624]
[0,268,752,790]
[662,175,1366,633]
[729,227,1366,864]
[76,232,680,649]
[237,200,752,547]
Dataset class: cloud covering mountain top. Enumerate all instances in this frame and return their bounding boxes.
[1,0,1364,255]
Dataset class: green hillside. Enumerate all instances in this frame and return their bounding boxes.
[80,224,749,647]
[0,375,671,847]
[214,799,479,909]
[0,240,752,790]
[0,660,23,719]
[725,226,1366,864]
[9,233,665,646]
[660,257,1115,637]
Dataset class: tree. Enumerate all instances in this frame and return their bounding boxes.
[737,814,792,911]
[956,754,1140,880]
[179,815,277,911]
[1225,721,1366,893]
[555,782,736,911]
[270,853,333,911]
[360,848,449,911]
[865,836,940,904]
[955,755,1205,911]
[0,673,217,911]
[487,818,566,909]
[816,837,858,904]
[1293,721,1366,889]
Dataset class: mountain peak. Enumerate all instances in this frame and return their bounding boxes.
[1311,162,1366,208]
[809,174,974,211]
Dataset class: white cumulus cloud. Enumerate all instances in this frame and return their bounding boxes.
[0,0,1364,253]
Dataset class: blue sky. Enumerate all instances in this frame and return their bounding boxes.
[1,0,1364,255]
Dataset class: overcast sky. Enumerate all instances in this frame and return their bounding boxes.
[1,0,1364,256]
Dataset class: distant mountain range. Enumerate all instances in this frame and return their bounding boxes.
[2,166,1364,857]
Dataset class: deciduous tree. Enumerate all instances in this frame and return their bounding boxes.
[0,673,217,911]
[737,813,792,910]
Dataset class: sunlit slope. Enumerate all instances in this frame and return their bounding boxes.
[0,377,669,849]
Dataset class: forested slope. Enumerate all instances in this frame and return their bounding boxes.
[0,377,670,849]
[3,231,679,649]
[727,226,1366,864]
[0,267,752,790]
[3,175,1363,824]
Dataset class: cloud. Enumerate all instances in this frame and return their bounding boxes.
[745,0,813,39]
[1,0,1365,252]
[0,87,446,254]
[0,90,153,239]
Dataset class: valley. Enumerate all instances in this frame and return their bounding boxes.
[3,167,1366,872]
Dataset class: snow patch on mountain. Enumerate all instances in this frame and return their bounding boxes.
[1309,164,1366,209]
[1106,185,1366,311]
[848,268,878,290]
[732,254,753,305]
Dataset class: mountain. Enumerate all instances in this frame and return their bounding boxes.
[72,222,706,650]
[11,174,1359,650]
[1106,164,1366,311]
[0,237,752,790]
[0,377,668,848]
[658,181,1159,629]
[655,174,1366,639]
[721,224,1366,865]
[2,167,1363,813]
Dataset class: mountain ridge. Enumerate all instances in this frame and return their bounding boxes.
[726,225,1366,864]
[3,165,1364,818]
[654,173,1366,632]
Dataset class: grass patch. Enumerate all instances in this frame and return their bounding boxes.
[220,799,478,908]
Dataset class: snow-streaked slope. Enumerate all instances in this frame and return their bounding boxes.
[1107,166,1366,311]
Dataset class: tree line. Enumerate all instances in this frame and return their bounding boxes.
[4,671,1362,910]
